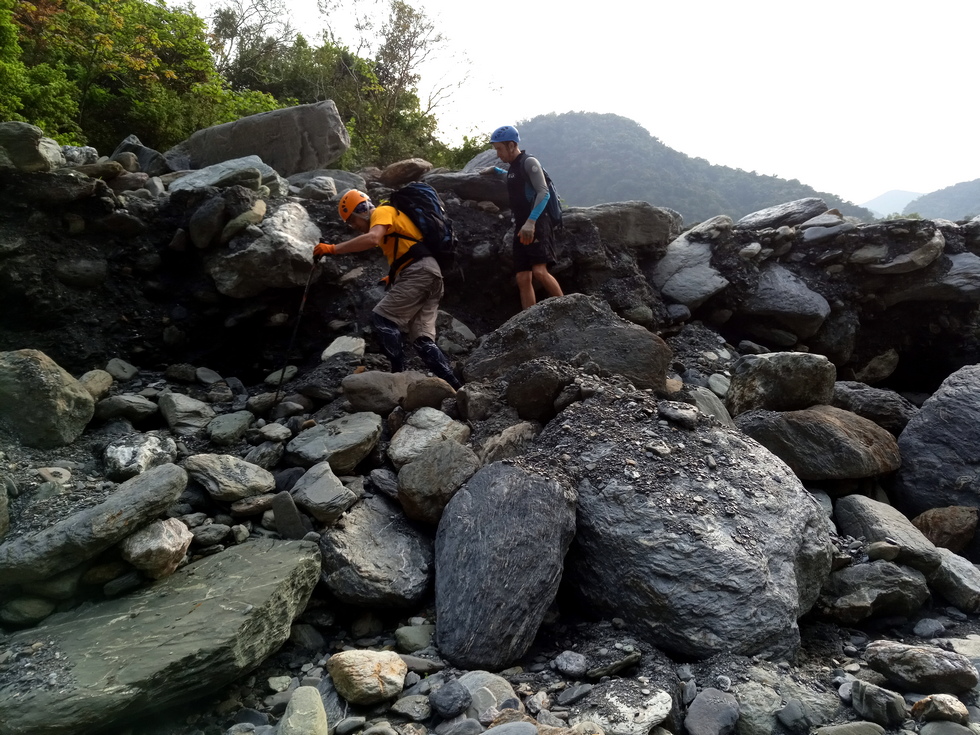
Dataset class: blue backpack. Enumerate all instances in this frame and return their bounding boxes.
[386,182,458,279]
[542,168,563,232]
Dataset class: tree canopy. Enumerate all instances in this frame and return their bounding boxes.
[0,0,467,164]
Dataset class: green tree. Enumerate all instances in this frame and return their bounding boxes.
[5,0,280,149]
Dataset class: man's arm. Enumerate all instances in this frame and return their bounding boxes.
[524,156,550,221]
[336,224,386,253]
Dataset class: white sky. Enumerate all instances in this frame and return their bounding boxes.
[204,0,979,205]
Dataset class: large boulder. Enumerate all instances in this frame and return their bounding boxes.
[0,539,320,735]
[463,294,672,392]
[892,365,980,517]
[205,202,321,298]
[165,100,349,176]
[0,121,66,172]
[735,405,901,481]
[435,462,577,670]
[554,386,832,660]
[725,352,837,417]
[0,349,95,448]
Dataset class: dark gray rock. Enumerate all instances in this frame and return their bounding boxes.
[463,294,671,392]
[435,462,577,670]
[892,365,980,517]
[319,494,433,607]
[832,381,919,436]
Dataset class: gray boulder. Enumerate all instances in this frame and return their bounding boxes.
[816,560,929,624]
[0,121,66,172]
[834,494,942,574]
[165,100,349,176]
[741,263,831,339]
[735,198,828,229]
[319,494,433,607]
[558,388,832,660]
[892,365,980,517]
[650,216,731,309]
[435,462,577,670]
[0,539,320,735]
[205,202,321,298]
[0,349,95,448]
[463,294,672,391]
[726,351,837,417]
[832,381,919,436]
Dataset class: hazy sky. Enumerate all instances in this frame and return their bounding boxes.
[202,0,978,205]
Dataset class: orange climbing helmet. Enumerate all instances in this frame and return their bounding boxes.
[338,189,371,222]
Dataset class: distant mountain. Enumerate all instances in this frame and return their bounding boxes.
[860,190,922,219]
[903,180,980,221]
[516,112,874,224]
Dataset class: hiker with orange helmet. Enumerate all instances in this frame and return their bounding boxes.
[314,189,462,390]
[483,125,564,310]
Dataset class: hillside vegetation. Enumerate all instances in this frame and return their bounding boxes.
[517,112,875,224]
[904,179,980,221]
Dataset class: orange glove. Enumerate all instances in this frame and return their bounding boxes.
[377,275,391,288]
[313,242,336,261]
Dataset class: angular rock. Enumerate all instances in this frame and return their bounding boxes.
[893,365,980,518]
[285,412,382,473]
[0,349,95,448]
[158,391,216,436]
[320,494,433,606]
[816,560,929,624]
[834,494,942,574]
[397,440,481,525]
[0,539,320,735]
[206,202,322,298]
[103,433,178,481]
[928,547,980,613]
[166,101,348,176]
[850,679,906,728]
[435,462,577,669]
[865,640,979,693]
[290,462,358,524]
[725,352,837,417]
[832,381,919,436]
[463,294,671,392]
[387,407,471,469]
[559,387,832,660]
[735,405,901,481]
[183,453,275,502]
[735,198,828,229]
[0,463,187,585]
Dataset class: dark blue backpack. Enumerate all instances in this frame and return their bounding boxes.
[542,169,563,232]
[386,182,458,278]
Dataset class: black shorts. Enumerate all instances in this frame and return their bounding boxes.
[513,215,556,273]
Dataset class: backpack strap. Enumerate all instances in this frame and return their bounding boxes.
[385,230,433,288]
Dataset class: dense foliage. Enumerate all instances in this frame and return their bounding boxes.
[903,180,980,221]
[1,0,281,150]
[0,0,466,164]
[517,112,875,224]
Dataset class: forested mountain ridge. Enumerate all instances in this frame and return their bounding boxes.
[516,112,875,224]
[904,179,980,221]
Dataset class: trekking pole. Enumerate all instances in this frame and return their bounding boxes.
[273,262,318,404]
